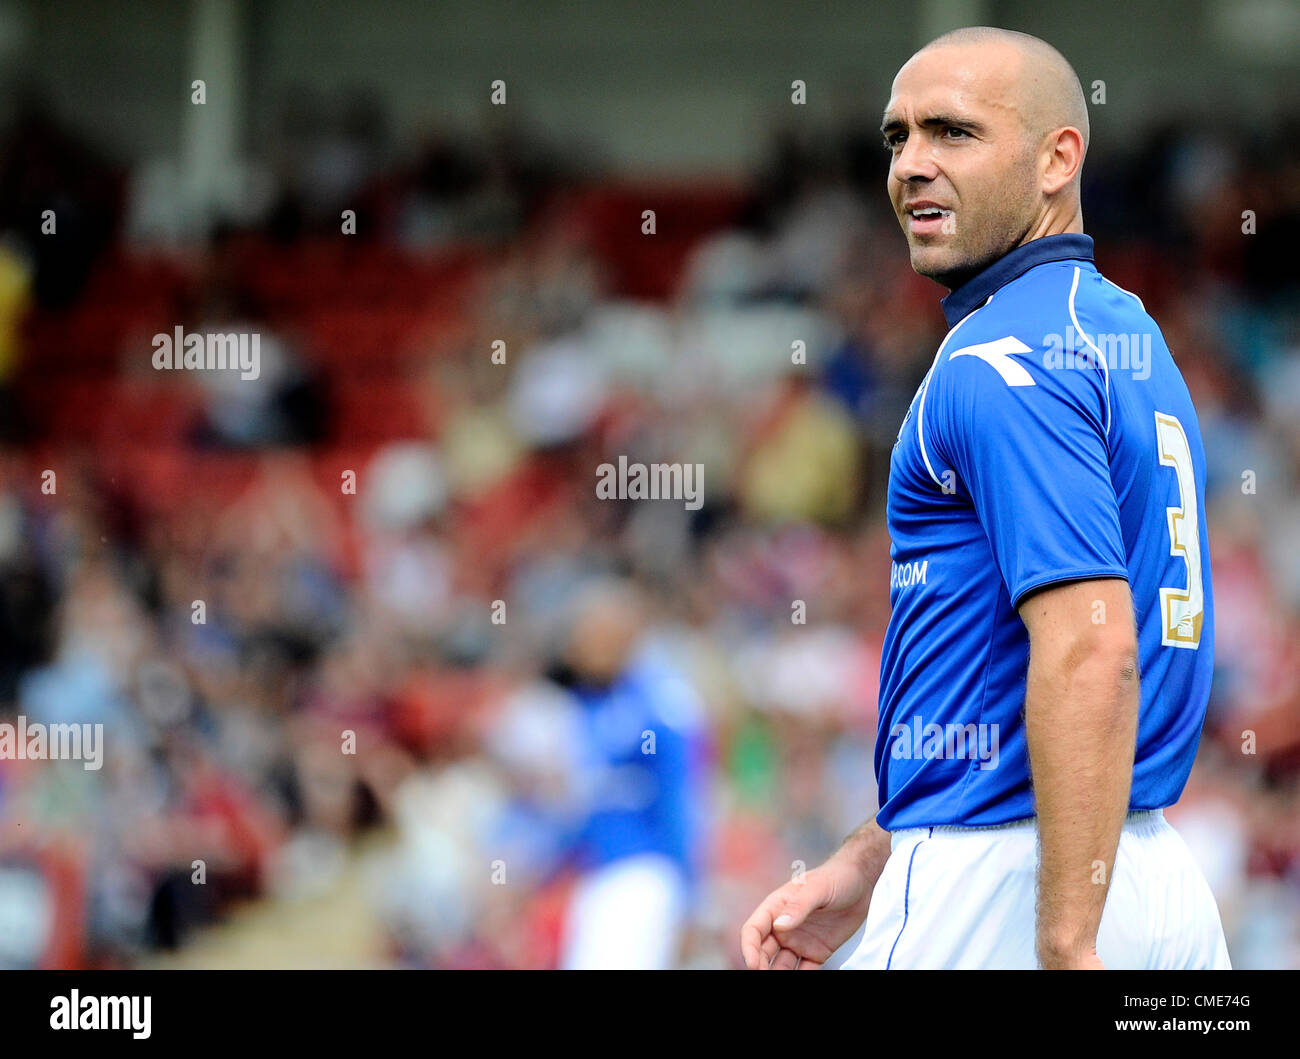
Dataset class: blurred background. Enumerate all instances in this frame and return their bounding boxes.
[0,0,1297,969]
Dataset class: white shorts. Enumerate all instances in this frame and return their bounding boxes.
[559,853,687,970]
[841,809,1231,969]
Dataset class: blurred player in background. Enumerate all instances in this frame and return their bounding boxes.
[553,579,710,969]
[743,27,1230,970]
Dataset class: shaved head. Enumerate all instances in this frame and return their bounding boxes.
[882,27,1091,289]
[920,27,1090,156]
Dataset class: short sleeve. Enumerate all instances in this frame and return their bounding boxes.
[933,344,1129,607]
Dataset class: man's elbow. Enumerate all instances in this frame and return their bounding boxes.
[1027,626,1138,746]
[1041,622,1139,691]
[1020,579,1140,707]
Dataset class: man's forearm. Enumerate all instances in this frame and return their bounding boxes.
[835,815,893,892]
[1026,644,1138,966]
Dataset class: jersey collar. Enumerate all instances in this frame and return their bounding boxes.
[939,233,1095,328]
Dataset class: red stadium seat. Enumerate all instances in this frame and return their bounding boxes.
[541,181,751,299]
[338,378,433,442]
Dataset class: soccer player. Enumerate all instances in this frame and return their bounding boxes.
[554,579,710,969]
[741,27,1230,969]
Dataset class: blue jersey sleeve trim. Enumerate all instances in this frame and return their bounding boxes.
[1010,567,1130,610]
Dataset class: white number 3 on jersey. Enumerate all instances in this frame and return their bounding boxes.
[1154,411,1204,648]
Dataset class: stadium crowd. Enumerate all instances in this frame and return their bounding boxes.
[0,93,1297,968]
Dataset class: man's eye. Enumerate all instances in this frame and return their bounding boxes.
[945,127,968,139]
[883,133,905,149]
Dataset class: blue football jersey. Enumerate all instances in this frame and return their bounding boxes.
[875,234,1214,829]
[569,642,710,884]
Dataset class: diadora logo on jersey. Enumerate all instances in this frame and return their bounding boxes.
[949,336,1037,386]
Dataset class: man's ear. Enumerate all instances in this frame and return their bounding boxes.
[1041,126,1085,196]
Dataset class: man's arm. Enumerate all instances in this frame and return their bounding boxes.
[1019,577,1140,969]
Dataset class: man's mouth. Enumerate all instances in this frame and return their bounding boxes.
[906,205,953,233]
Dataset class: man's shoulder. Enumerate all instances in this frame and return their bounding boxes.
[928,261,1117,440]
[936,264,1110,392]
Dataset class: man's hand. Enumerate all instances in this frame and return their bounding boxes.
[741,819,890,969]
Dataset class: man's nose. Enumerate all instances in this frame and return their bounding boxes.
[892,135,939,184]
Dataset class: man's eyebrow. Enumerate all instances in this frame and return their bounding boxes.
[879,114,989,137]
